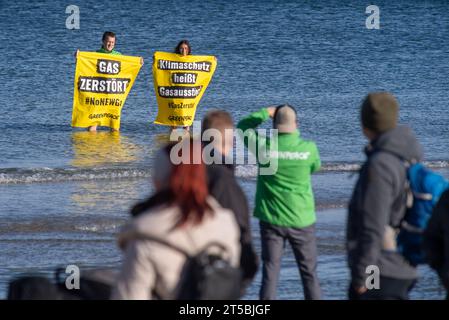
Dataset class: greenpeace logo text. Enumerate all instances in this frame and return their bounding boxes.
[270,151,311,160]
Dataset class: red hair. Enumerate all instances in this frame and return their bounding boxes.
[169,139,212,228]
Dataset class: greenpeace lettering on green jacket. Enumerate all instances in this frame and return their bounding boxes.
[237,108,321,228]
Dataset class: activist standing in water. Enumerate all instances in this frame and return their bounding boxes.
[91,32,121,132]
[75,31,142,132]
[170,40,192,134]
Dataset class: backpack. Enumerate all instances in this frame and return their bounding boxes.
[8,276,63,300]
[150,238,242,300]
[397,162,449,265]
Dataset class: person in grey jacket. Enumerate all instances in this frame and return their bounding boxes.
[201,110,259,294]
[347,92,423,300]
[423,189,449,299]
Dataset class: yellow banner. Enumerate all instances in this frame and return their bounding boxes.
[71,51,142,130]
[153,51,217,126]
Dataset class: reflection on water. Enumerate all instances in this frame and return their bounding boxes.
[70,178,147,214]
[71,131,140,167]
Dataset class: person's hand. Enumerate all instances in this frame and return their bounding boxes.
[267,106,277,118]
[140,57,144,66]
[74,49,79,59]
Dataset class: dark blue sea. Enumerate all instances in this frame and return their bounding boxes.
[0,0,448,299]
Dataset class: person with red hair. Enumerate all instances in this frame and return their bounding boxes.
[111,138,241,299]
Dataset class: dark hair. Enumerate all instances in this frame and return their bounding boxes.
[131,140,212,228]
[170,139,211,227]
[273,104,297,123]
[201,110,234,136]
[102,31,116,41]
[174,40,192,55]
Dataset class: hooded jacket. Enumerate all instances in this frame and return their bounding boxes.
[347,126,423,287]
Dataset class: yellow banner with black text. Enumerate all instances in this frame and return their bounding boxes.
[71,51,142,130]
[152,51,217,126]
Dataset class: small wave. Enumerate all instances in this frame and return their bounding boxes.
[0,160,447,184]
[0,217,126,234]
[316,203,346,211]
[319,163,361,172]
[0,167,152,184]
[234,162,362,178]
[75,224,121,233]
[235,160,448,177]
[424,160,449,169]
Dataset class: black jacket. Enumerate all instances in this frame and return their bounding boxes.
[206,161,259,290]
[347,126,423,287]
[423,189,449,291]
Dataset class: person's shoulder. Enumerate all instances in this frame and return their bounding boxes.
[133,204,179,231]
[370,149,403,167]
[366,151,405,181]
[208,198,240,230]
[207,164,244,193]
[207,163,234,178]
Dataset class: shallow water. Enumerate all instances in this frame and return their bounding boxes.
[1,0,449,299]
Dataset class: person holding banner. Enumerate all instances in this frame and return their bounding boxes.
[171,40,192,134]
[72,32,143,133]
[90,31,120,131]
[75,31,122,59]
[152,40,217,136]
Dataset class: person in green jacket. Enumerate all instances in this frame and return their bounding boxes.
[237,104,321,300]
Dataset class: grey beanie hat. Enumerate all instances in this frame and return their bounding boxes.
[361,92,399,133]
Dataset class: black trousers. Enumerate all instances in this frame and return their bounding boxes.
[348,276,416,300]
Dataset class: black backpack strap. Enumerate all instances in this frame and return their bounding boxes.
[135,235,190,257]
[137,235,230,259]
